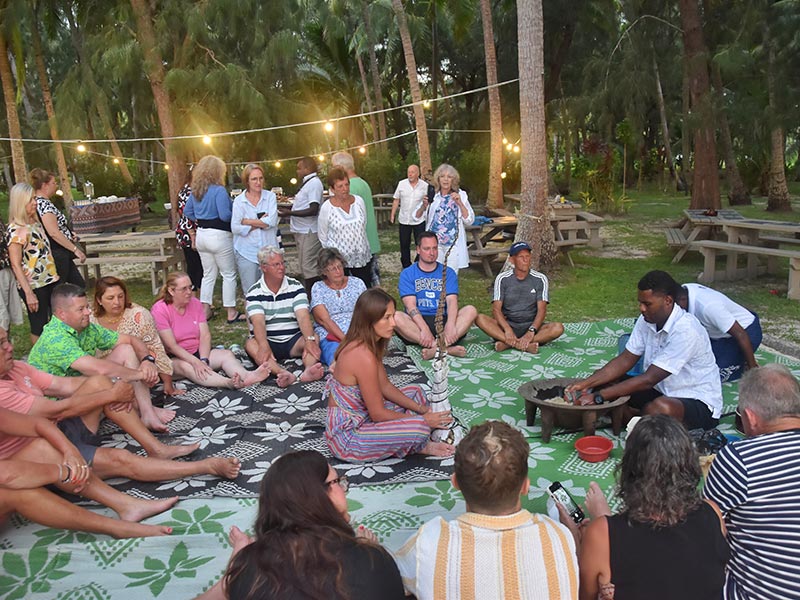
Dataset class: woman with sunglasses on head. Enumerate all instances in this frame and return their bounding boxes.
[203,450,404,599]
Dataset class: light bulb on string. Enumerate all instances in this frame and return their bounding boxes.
[513,145,520,153]
[290,177,297,185]
[500,172,507,179]
[202,135,212,145]
[164,164,170,170]
[506,143,513,151]
[422,100,431,109]
[318,154,326,162]
[77,143,86,153]
[324,121,334,133]
[358,146,366,155]
[502,137,508,145]
[274,161,281,169]
[113,158,120,165]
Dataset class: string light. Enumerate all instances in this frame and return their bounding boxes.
[164,164,170,170]
[422,100,431,109]
[323,121,334,133]
[513,145,520,153]
[358,146,366,155]
[506,143,513,151]
[318,154,325,162]
[500,172,507,179]
[502,137,508,144]
[77,143,86,153]
[113,158,120,164]
[274,161,281,168]
[203,135,212,145]
[290,177,297,185]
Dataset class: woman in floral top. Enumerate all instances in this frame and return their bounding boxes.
[6,183,60,342]
[175,170,203,292]
[30,168,86,287]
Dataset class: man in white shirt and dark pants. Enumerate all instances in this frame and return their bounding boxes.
[675,283,761,382]
[390,164,429,269]
[566,270,722,430]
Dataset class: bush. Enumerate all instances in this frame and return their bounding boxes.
[358,149,403,193]
[456,146,489,202]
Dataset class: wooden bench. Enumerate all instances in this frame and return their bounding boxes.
[760,234,800,247]
[76,254,184,295]
[665,227,688,247]
[469,247,510,277]
[576,211,604,248]
[374,207,392,228]
[690,240,800,300]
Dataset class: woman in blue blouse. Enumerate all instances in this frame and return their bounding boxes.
[231,163,279,294]
[183,155,243,324]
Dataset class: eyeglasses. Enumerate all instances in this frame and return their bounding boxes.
[324,263,344,273]
[172,285,193,292]
[325,474,348,492]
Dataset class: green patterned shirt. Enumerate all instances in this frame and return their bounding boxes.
[28,318,119,377]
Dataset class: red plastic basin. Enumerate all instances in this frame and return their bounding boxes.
[575,435,613,462]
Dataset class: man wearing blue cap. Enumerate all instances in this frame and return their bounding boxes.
[476,241,563,353]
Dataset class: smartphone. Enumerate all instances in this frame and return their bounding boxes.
[256,212,267,219]
[548,481,585,524]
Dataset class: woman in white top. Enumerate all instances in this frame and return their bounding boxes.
[231,164,279,293]
[318,167,372,288]
[419,163,474,271]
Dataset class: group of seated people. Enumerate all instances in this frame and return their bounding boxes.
[198,362,800,599]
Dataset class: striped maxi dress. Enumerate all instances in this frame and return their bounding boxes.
[324,376,431,462]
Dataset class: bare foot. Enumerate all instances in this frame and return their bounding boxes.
[229,525,253,554]
[276,370,296,388]
[299,363,324,383]
[525,342,539,355]
[420,441,455,457]
[150,442,201,460]
[156,406,176,424]
[447,345,466,357]
[204,457,241,479]
[585,481,612,519]
[230,373,244,389]
[242,362,272,387]
[141,414,169,433]
[113,522,173,539]
[118,496,179,523]
[166,387,186,397]
[421,347,440,360]
[494,341,511,351]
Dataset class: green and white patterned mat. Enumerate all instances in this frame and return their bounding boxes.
[1,319,798,599]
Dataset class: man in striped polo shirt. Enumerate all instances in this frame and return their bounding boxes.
[704,364,800,600]
[244,246,323,385]
[394,420,578,599]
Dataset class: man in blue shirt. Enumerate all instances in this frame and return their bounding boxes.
[394,232,477,360]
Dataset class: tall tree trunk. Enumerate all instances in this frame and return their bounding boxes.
[0,32,27,183]
[681,59,692,193]
[679,0,720,209]
[391,0,432,177]
[516,0,557,271]
[362,1,387,147]
[652,53,681,191]
[710,63,750,206]
[480,0,503,209]
[764,24,791,212]
[130,0,185,219]
[66,10,133,184]
[29,9,73,207]
[356,53,379,142]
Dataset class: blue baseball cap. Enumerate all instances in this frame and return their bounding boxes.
[509,241,532,256]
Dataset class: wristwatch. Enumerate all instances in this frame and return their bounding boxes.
[141,355,156,364]
[593,393,604,405]
[306,335,317,342]
[528,326,538,334]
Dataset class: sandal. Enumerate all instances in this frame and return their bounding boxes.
[226,311,247,324]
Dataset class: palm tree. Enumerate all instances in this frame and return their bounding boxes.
[480,0,504,209]
[0,25,27,182]
[391,0,432,177]
[516,0,556,271]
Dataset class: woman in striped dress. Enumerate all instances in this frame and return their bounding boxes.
[325,288,455,462]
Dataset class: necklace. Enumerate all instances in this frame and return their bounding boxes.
[103,314,123,326]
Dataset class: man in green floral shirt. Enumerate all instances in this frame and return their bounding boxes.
[29,283,174,432]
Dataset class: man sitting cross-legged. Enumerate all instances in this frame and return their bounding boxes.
[476,241,564,354]
[394,420,578,599]
[28,283,174,433]
[0,408,173,538]
[0,328,241,489]
[244,246,324,386]
[394,231,477,360]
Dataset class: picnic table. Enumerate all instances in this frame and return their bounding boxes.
[69,198,141,235]
[465,215,518,277]
[688,218,800,300]
[76,230,182,294]
[667,208,744,263]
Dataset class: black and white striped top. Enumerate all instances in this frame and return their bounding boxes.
[703,429,800,600]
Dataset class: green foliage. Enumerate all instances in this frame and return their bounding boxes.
[456,145,490,202]
[359,149,403,193]
[576,137,629,214]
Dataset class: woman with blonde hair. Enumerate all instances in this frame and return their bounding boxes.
[151,272,270,389]
[183,155,242,323]
[418,164,474,271]
[231,163,279,294]
[6,183,60,342]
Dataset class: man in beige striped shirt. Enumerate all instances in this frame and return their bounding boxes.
[394,421,579,599]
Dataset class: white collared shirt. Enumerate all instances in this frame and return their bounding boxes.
[626,304,722,417]
[290,173,323,233]
[393,177,428,225]
[684,283,755,339]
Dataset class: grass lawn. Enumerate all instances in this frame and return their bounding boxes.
[9,183,800,355]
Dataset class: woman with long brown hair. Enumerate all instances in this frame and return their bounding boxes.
[325,288,454,462]
[222,450,404,599]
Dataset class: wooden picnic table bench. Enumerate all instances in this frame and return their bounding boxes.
[76,253,184,295]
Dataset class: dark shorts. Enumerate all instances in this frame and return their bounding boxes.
[508,319,549,338]
[628,388,719,430]
[268,332,303,361]
[418,314,466,346]
[57,416,100,464]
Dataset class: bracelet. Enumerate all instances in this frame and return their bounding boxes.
[57,463,63,483]
[200,357,209,365]
[61,463,72,483]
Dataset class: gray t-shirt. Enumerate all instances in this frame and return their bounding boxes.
[493,269,549,329]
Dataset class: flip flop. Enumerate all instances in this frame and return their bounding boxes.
[226,311,247,324]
